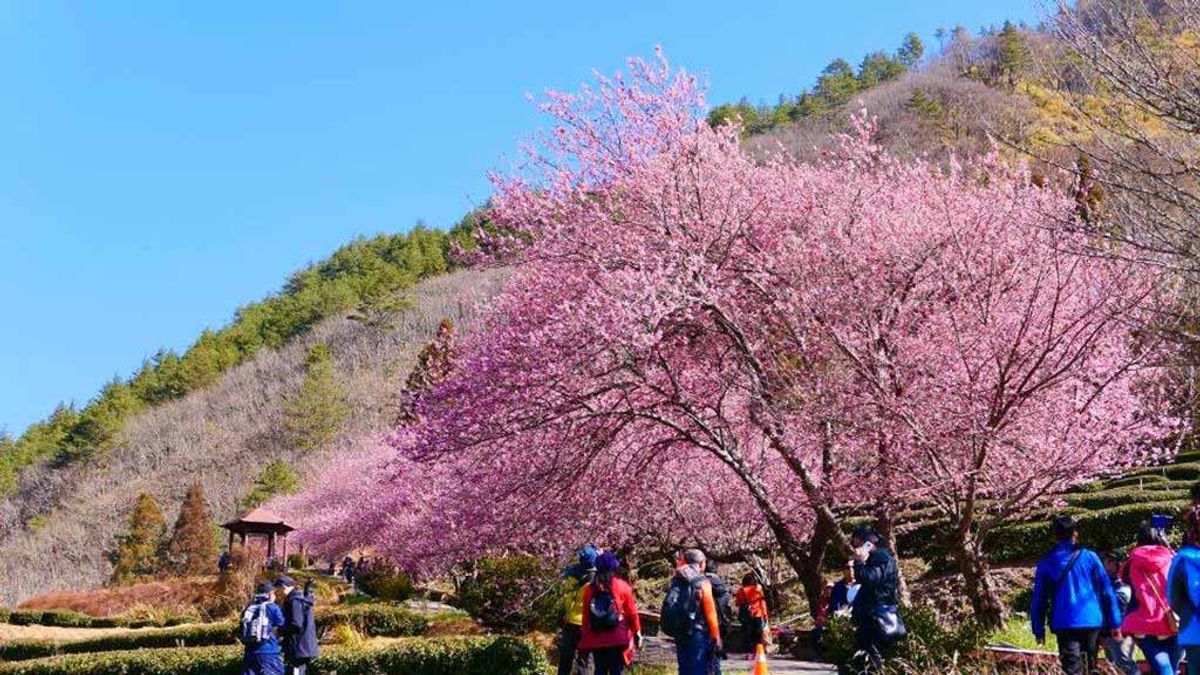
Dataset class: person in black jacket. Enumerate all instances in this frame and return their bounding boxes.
[275,576,319,675]
[849,526,901,673]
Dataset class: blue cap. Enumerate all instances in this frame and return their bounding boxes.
[578,545,599,570]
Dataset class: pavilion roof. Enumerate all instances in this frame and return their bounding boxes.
[221,507,295,534]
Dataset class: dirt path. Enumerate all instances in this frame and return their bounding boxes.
[0,623,198,642]
[638,637,835,674]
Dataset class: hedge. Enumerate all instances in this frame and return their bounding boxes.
[0,623,237,662]
[1063,486,1188,510]
[1127,462,1200,481]
[2,609,191,629]
[0,606,430,663]
[0,637,548,675]
[985,499,1190,563]
[314,604,429,637]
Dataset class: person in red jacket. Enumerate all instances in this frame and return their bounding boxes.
[580,551,643,675]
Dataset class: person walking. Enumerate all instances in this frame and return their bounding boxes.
[239,582,286,675]
[1100,550,1137,675]
[579,551,642,675]
[849,526,903,673]
[1031,515,1121,675]
[735,573,770,658]
[706,559,735,644]
[1121,521,1179,675]
[277,576,319,675]
[663,549,724,675]
[1169,505,1200,675]
[558,545,598,675]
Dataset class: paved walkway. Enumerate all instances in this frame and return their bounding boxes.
[638,636,836,674]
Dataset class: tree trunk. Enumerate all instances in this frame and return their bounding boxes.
[953,532,1004,629]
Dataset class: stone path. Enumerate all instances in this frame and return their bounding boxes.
[637,636,836,674]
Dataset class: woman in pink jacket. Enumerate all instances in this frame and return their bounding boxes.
[1121,522,1179,675]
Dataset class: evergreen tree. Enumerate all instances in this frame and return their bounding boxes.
[166,483,217,576]
[997,21,1032,88]
[282,343,350,453]
[857,51,905,88]
[813,59,861,109]
[240,460,300,510]
[897,32,925,69]
[395,318,458,426]
[65,378,143,460]
[110,493,166,584]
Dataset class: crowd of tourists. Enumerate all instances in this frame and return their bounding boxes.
[1029,506,1200,675]
[556,524,902,675]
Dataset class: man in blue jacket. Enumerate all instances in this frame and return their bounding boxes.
[1031,515,1122,675]
[241,582,286,675]
[277,576,319,675]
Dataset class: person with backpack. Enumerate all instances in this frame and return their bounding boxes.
[849,526,903,674]
[1169,505,1200,675]
[661,549,724,675]
[579,550,642,675]
[734,573,769,658]
[277,576,319,675]
[1121,520,1179,675]
[1031,515,1121,675]
[1100,550,1137,675]
[240,581,286,675]
[558,545,598,675]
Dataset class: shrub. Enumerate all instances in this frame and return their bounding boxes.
[0,607,9,623]
[1063,486,1187,510]
[454,555,564,633]
[315,604,429,638]
[817,605,988,674]
[355,568,415,602]
[0,637,548,675]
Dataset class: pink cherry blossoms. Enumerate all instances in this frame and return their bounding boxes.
[277,51,1171,625]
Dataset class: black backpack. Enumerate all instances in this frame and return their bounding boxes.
[660,575,703,638]
[589,583,622,630]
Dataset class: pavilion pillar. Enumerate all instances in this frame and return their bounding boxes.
[267,533,276,563]
[281,534,288,567]
[228,529,234,552]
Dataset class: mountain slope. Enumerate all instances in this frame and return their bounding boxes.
[0,268,507,606]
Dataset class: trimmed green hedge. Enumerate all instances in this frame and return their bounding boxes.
[0,606,429,663]
[1127,462,1200,481]
[2,609,191,630]
[314,604,429,637]
[1063,486,1187,510]
[0,638,548,675]
[986,499,1189,563]
[0,623,237,662]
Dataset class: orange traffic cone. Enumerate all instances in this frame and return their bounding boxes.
[753,643,769,675]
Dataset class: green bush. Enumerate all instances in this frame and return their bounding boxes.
[0,623,237,662]
[0,607,9,623]
[1063,486,1187,510]
[1105,474,1171,489]
[1128,462,1200,481]
[354,568,415,602]
[987,499,1190,563]
[817,605,988,674]
[315,604,429,637]
[0,637,548,675]
[454,555,564,633]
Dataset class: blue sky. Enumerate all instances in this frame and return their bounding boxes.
[0,1,1040,435]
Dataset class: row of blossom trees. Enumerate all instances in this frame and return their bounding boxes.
[278,52,1172,628]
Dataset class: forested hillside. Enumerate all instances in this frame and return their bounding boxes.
[0,267,507,605]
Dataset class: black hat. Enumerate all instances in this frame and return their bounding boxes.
[1051,514,1078,540]
[256,582,276,596]
[274,575,296,588]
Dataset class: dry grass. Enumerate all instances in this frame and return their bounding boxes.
[0,269,509,606]
[17,577,214,617]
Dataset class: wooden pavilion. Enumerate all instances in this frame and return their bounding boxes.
[221,507,295,564]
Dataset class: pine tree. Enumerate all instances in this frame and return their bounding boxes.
[997,21,1031,88]
[240,460,300,510]
[110,493,166,584]
[897,32,925,69]
[166,483,217,576]
[395,318,457,426]
[283,343,350,453]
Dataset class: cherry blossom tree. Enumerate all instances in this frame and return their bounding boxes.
[281,51,1168,626]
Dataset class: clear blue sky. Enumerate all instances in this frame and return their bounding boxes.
[0,1,1040,435]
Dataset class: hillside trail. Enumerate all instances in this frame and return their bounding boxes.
[638,636,835,673]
